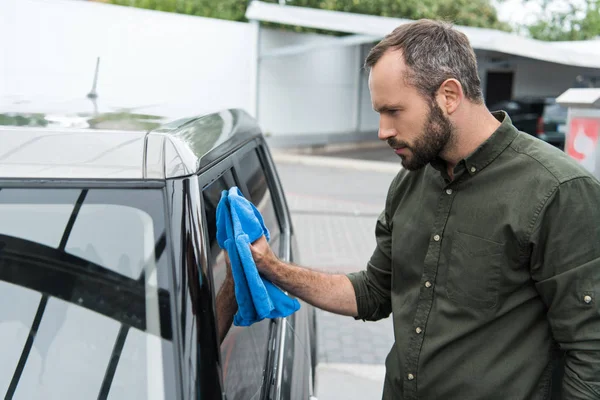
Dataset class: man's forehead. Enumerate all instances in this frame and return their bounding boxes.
[369,51,409,87]
[373,49,407,73]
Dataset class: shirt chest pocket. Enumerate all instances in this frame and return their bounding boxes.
[446,231,505,310]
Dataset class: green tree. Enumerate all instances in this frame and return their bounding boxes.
[291,0,511,31]
[107,0,511,31]
[526,0,600,40]
[109,0,249,21]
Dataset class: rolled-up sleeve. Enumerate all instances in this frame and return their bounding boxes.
[530,177,600,399]
[347,209,393,321]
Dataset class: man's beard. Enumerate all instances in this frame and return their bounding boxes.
[388,103,454,171]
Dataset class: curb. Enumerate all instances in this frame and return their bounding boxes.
[271,151,402,174]
[272,140,388,155]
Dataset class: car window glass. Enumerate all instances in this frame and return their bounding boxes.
[202,167,272,400]
[490,101,521,112]
[0,188,176,400]
[0,189,166,284]
[237,149,281,253]
[0,189,80,248]
[543,103,568,121]
[530,102,544,115]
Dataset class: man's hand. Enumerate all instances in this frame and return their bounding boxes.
[249,235,280,279]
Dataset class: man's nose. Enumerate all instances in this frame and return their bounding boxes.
[378,125,396,141]
[378,116,397,140]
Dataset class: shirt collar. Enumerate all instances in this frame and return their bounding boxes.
[430,111,518,177]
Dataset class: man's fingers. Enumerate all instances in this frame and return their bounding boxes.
[250,235,269,254]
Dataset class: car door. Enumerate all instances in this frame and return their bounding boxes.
[199,155,274,400]
[198,140,315,400]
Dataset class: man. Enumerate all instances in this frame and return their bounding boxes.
[247,20,600,399]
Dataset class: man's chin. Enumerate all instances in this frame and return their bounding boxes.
[401,157,428,171]
[400,158,414,171]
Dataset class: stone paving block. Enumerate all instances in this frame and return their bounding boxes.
[290,212,377,271]
[316,308,394,365]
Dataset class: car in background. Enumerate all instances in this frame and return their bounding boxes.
[0,109,317,400]
[489,97,567,150]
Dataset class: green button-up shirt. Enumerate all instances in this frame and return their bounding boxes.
[348,112,600,400]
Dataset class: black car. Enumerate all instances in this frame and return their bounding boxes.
[0,109,317,400]
[489,97,567,150]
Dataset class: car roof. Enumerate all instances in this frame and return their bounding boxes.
[0,109,262,181]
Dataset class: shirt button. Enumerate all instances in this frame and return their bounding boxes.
[425,281,432,288]
[416,327,422,334]
[433,234,441,241]
[446,188,453,195]
[407,373,415,380]
[470,166,477,173]
[584,295,592,303]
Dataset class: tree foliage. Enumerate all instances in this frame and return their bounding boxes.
[107,0,511,31]
[108,0,249,21]
[526,0,600,41]
[286,0,510,30]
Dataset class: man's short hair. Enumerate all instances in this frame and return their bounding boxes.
[365,19,484,104]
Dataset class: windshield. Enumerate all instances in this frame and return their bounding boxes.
[0,187,176,400]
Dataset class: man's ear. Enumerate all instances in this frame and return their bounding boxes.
[437,79,464,115]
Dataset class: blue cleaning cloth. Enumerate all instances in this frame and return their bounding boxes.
[216,187,300,326]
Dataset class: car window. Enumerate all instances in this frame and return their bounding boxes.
[237,148,281,253]
[529,102,545,115]
[543,103,568,122]
[490,100,522,112]
[202,166,273,400]
[0,188,176,400]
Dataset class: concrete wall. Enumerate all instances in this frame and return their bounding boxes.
[512,60,599,98]
[0,0,255,120]
[258,33,381,146]
[259,30,368,138]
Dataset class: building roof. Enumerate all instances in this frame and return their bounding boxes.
[0,109,261,181]
[246,0,600,69]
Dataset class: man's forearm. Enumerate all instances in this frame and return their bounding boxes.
[264,260,358,317]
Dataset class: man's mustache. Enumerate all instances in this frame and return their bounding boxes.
[387,138,409,149]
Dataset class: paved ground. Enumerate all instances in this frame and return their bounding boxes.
[273,154,401,399]
[315,363,386,400]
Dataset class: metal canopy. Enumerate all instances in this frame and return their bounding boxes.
[260,34,380,60]
[557,88,600,108]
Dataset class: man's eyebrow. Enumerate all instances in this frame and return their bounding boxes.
[373,104,402,113]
